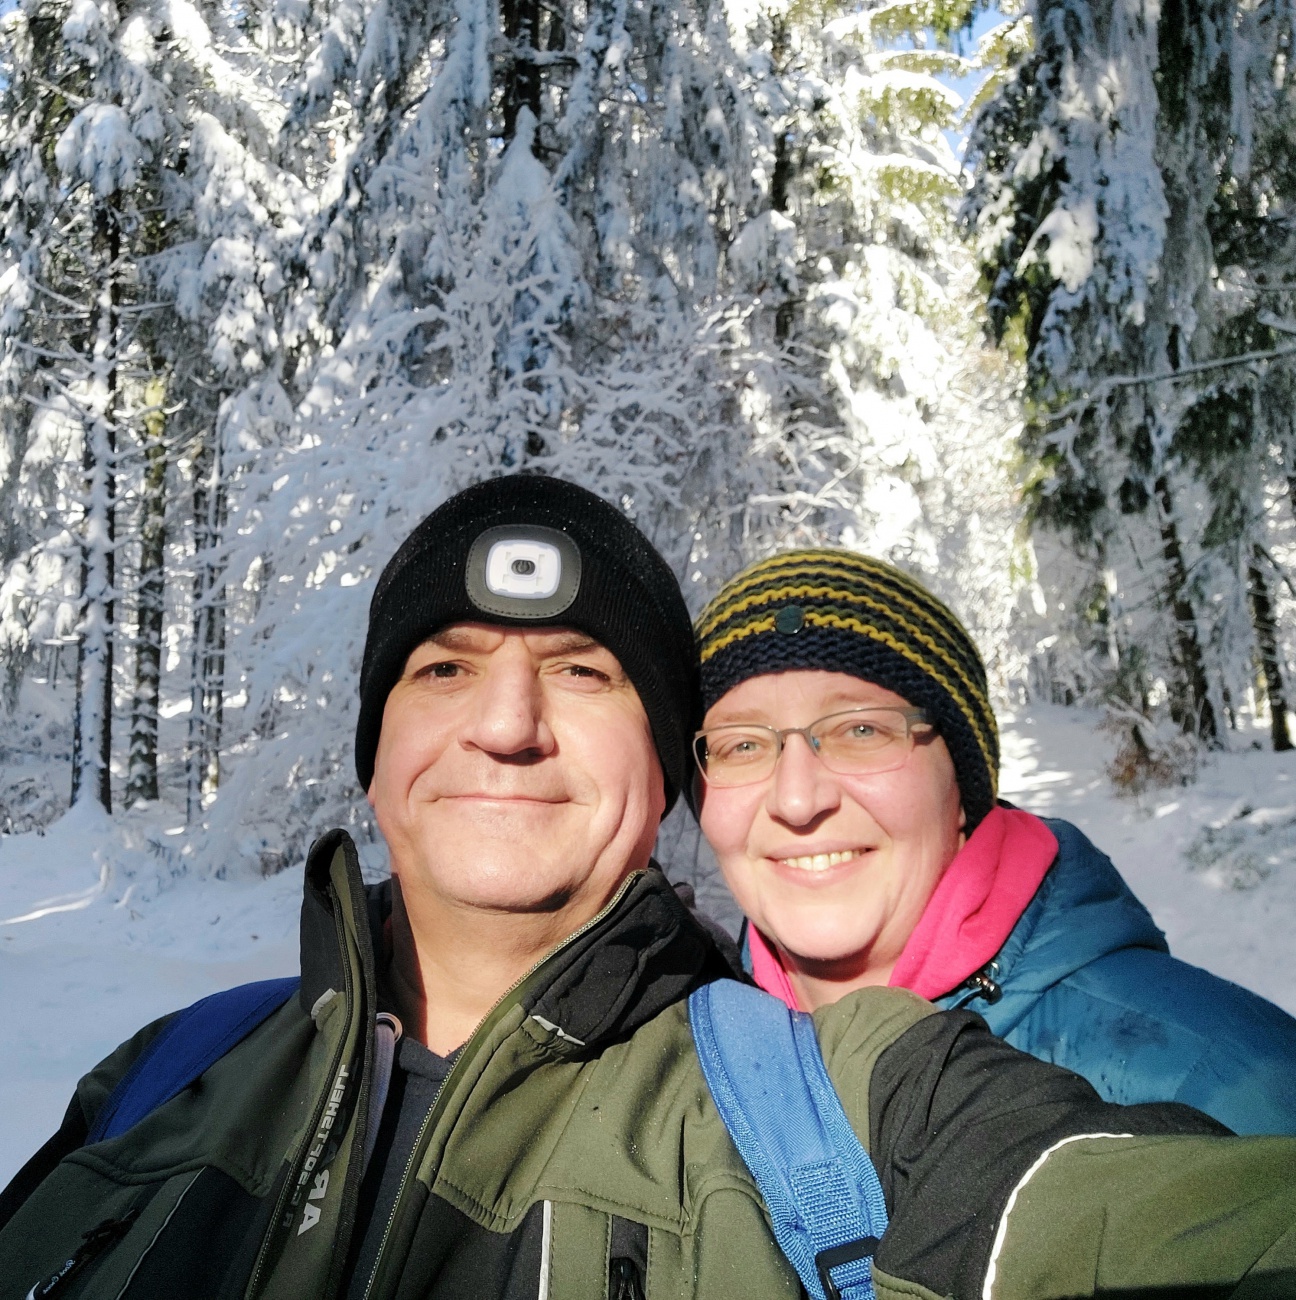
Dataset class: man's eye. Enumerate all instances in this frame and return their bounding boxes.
[424,661,460,678]
[563,664,606,680]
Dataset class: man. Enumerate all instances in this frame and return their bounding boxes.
[0,474,1294,1300]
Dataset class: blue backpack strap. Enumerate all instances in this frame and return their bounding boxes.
[87,977,300,1144]
[688,979,889,1300]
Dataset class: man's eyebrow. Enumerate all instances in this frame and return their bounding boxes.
[426,626,482,651]
[540,631,603,655]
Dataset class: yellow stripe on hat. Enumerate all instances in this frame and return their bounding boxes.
[697,551,969,649]
[700,577,993,744]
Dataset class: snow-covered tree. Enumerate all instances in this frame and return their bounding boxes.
[0,0,306,812]
[964,0,1296,761]
[181,0,775,863]
[0,0,1028,876]
[716,0,1028,663]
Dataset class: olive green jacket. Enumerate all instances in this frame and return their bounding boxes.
[2,828,1294,1300]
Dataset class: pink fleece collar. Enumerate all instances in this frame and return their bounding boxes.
[747,806,1059,1008]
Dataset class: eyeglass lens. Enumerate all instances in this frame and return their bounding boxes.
[695,709,921,786]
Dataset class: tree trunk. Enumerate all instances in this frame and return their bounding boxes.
[202,556,227,799]
[1154,473,1218,744]
[1248,545,1293,751]
[127,380,168,804]
[502,0,541,144]
[186,430,226,819]
[771,16,794,344]
[71,201,119,811]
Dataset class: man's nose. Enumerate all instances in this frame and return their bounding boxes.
[461,652,554,757]
[764,732,841,825]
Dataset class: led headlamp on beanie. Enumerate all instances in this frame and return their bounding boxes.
[694,549,1000,830]
[356,475,700,812]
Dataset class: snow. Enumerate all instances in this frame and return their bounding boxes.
[0,798,302,1182]
[54,103,144,197]
[4,702,1295,1184]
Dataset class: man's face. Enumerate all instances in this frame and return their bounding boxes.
[369,622,665,928]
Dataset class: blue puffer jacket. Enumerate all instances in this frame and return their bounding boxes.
[931,817,1296,1135]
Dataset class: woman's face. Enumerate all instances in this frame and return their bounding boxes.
[697,670,965,999]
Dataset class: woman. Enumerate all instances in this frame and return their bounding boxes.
[692,548,1296,1134]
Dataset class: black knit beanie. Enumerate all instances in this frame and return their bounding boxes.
[695,549,999,830]
[356,475,699,812]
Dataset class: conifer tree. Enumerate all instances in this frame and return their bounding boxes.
[0,0,303,810]
[965,0,1296,756]
[720,0,1026,642]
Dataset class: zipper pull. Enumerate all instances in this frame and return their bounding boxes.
[610,1256,646,1300]
[26,1210,140,1299]
[950,961,1003,1009]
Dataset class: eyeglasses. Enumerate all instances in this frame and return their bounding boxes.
[692,707,934,788]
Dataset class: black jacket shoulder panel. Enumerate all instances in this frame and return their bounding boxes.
[869,1008,1230,1299]
[301,829,380,1020]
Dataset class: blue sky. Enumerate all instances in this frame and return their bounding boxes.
[942,4,1007,159]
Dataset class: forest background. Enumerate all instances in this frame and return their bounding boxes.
[2,0,1296,888]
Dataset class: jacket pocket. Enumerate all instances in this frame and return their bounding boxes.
[45,1169,202,1300]
[23,1210,140,1299]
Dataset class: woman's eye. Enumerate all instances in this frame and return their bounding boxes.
[713,735,767,761]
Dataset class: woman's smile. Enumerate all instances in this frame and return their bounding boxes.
[769,847,871,873]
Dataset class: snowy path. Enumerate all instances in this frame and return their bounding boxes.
[2,704,1295,1183]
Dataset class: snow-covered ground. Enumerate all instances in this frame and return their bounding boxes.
[3,703,1295,1183]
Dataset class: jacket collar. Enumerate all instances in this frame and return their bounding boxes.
[298,830,736,1050]
[300,828,379,1022]
[960,817,1169,1034]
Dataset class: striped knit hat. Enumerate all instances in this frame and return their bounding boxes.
[696,549,999,828]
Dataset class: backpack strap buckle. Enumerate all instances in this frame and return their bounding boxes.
[815,1237,879,1300]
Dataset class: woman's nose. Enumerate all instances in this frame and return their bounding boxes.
[764,732,841,825]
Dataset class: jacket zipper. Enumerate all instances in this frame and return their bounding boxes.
[358,872,643,1300]
[947,960,1002,1010]
[609,1256,646,1300]
[24,1210,139,1299]
[246,895,358,1299]
[114,1171,202,1299]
